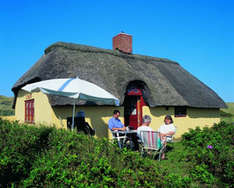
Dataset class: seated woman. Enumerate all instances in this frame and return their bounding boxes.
[158,115,176,159]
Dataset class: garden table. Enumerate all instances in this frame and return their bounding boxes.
[111,130,137,149]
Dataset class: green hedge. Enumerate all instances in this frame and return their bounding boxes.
[1,119,233,187]
[0,119,53,185]
[0,119,191,187]
[182,121,234,186]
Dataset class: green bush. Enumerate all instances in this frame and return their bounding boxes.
[190,164,215,184]
[0,119,54,186]
[2,119,232,187]
[164,174,192,188]
[0,118,191,187]
[182,121,234,186]
[23,130,167,187]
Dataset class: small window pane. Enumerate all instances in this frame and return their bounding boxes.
[175,107,187,117]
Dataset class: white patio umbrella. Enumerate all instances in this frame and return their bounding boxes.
[22,77,120,130]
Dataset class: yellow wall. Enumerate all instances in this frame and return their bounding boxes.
[142,106,220,138]
[15,90,220,139]
[15,90,54,126]
[53,106,124,139]
[15,90,124,138]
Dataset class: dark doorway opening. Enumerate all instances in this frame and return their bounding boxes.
[124,88,146,130]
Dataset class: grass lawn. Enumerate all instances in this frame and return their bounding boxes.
[220,102,234,123]
[0,95,14,116]
[158,142,190,176]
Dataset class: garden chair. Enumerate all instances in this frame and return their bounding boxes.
[139,130,166,160]
[111,130,127,149]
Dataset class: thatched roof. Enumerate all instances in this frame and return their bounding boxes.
[12,42,226,108]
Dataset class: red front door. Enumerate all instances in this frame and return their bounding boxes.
[124,89,145,130]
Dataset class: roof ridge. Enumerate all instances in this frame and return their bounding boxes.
[44,42,179,65]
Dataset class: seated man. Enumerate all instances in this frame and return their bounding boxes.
[108,110,126,131]
[108,110,127,148]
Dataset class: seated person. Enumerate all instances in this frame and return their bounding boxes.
[137,115,153,139]
[108,110,126,131]
[158,115,176,159]
[158,115,176,141]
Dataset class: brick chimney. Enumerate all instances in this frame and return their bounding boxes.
[112,32,132,54]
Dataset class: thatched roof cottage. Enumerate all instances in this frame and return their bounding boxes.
[12,33,226,138]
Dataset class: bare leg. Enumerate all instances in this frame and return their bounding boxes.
[161,141,167,160]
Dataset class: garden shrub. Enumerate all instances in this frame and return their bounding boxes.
[5,119,233,187]
[163,173,192,188]
[182,121,234,186]
[23,129,168,187]
[0,119,192,187]
[0,119,54,186]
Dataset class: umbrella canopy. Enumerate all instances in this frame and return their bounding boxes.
[22,77,120,106]
[22,77,120,130]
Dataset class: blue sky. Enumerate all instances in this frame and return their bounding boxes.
[1,0,234,102]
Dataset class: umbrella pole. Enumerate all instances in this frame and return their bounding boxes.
[71,101,76,131]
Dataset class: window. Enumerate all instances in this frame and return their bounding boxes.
[175,107,187,117]
[25,99,34,123]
